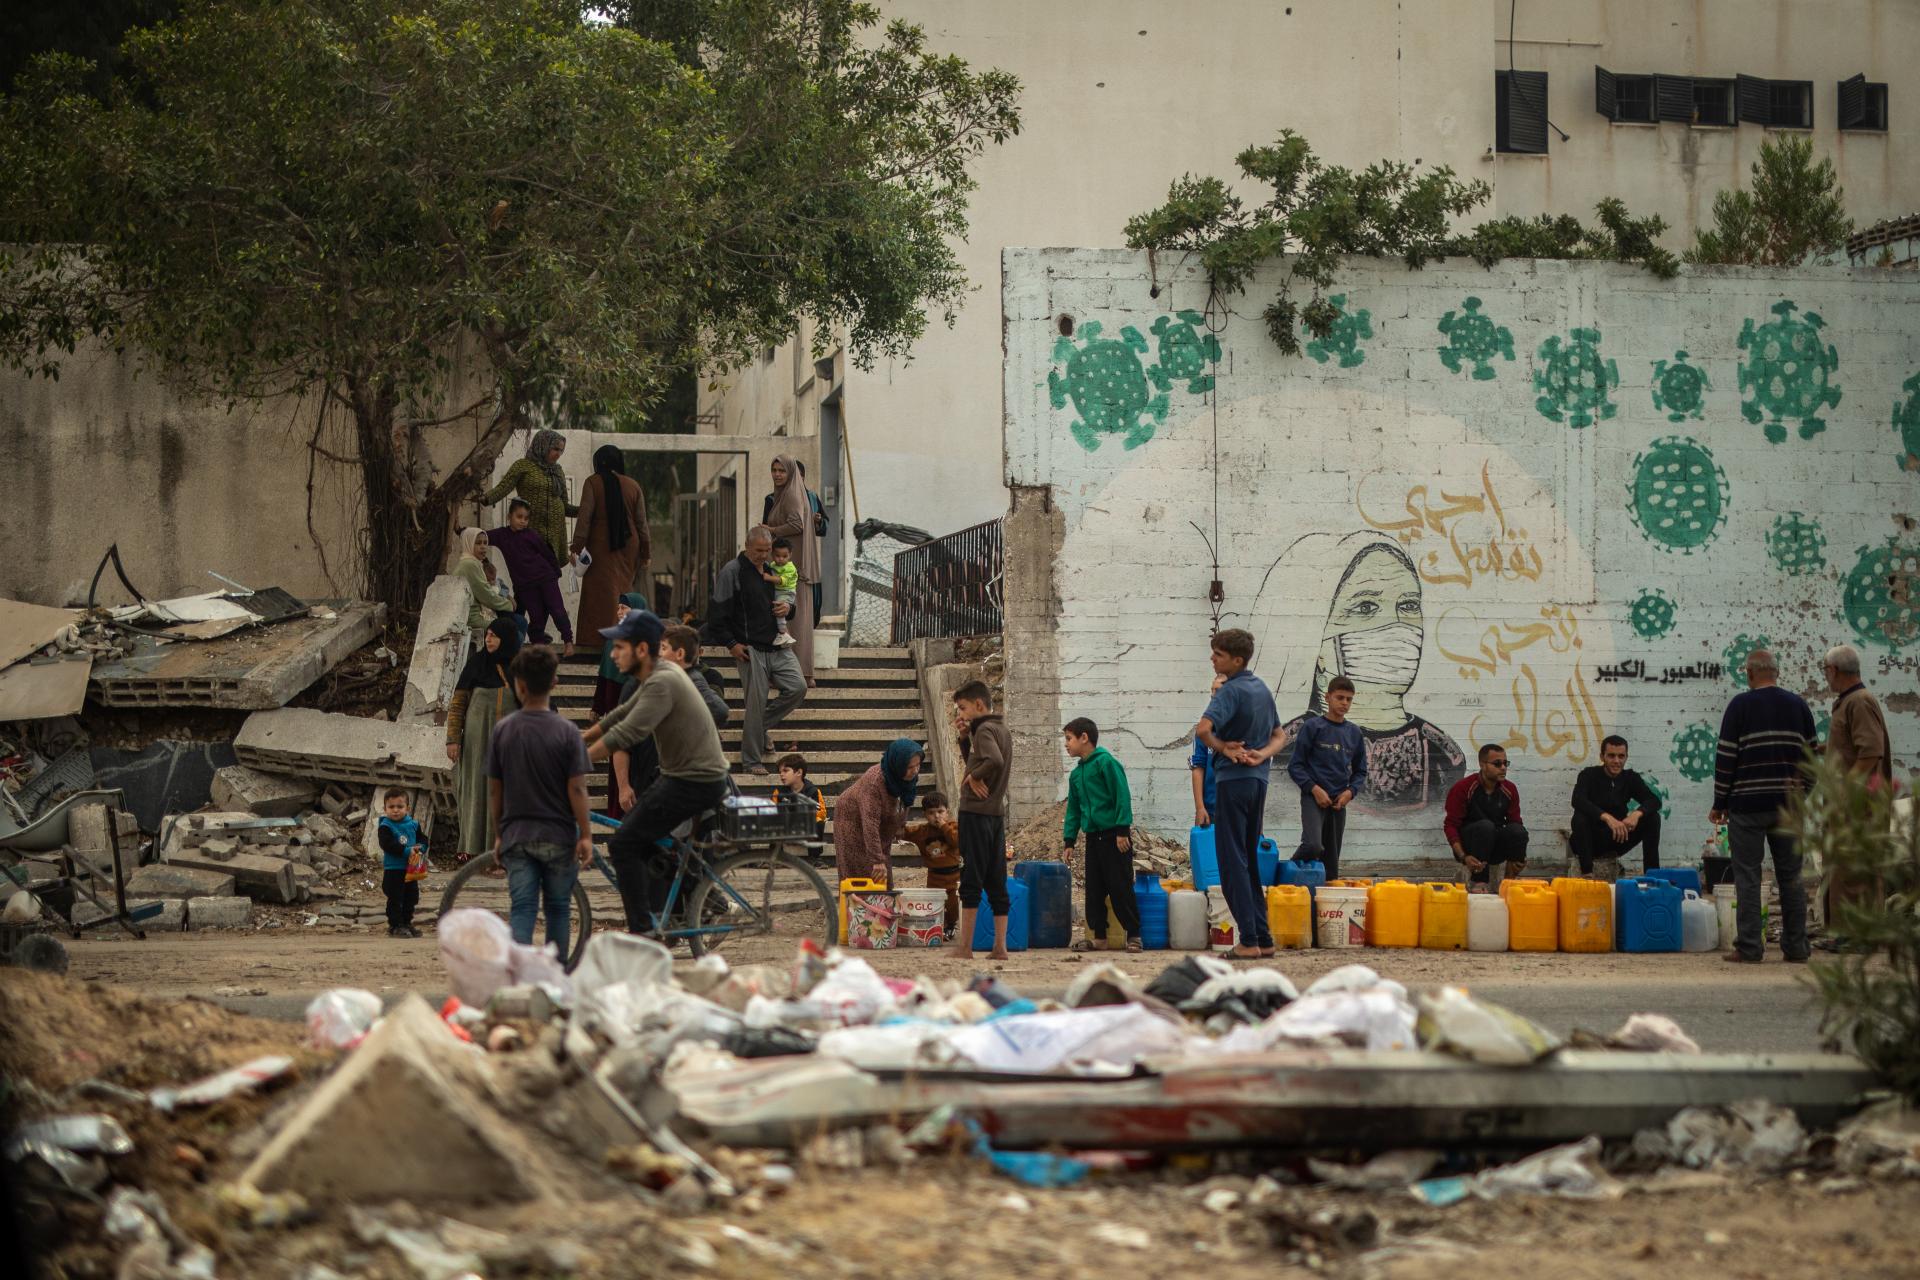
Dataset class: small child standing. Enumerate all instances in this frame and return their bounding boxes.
[953,680,1012,960]
[376,789,426,938]
[764,538,800,647]
[902,791,961,937]
[1189,672,1227,828]
[1286,674,1368,881]
[775,752,828,842]
[1062,718,1139,952]
[489,499,575,653]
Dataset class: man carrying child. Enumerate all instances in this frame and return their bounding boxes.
[953,680,1012,961]
[1286,674,1368,880]
[1062,718,1139,952]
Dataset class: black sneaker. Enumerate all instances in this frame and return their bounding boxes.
[404,926,424,938]
[387,926,407,938]
[1721,950,1762,964]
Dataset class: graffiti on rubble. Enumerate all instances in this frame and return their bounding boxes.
[1739,300,1841,443]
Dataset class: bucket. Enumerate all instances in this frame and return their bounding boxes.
[1266,885,1313,950]
[1468,893,1509,952]
[1712,884,1737,952]
[843,891,897,950]
[1314,885,1368,948]
[1205,885,1236,952]
[894,888,946,920]
[1169,889,1208,950]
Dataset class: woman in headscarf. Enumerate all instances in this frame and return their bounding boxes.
[481,429,574,571]
[571,445,649,654]
[1255,530,1466,817]
[763,454,821,683]
[445,616,523,864]
[453,527,514,641]
[832,739,924,886]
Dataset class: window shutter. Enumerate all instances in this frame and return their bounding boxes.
[1736,74,1771,124]
[1595,66,1618,120]
[1656,74,1695,123]
[1838,74,1867,129]
[1508,70,1550,153]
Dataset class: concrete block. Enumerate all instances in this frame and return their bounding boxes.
[199,838,240,861]
[400,575,472,726]
[210,765,319,817]
[290,865,316,900]
[187,895,254,929]
[235,708,453,805]
[67,803,139,856]
[126,865,236,899]
[165,850,296,903]
[72,897,186,932]
[301,812,350,844]
[240,995,543,1204]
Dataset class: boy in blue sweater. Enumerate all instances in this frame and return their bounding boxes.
[376,789,426,938]
[1287,675,1368,880]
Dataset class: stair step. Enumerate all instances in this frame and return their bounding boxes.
[555,685,921,706]
[717,727,924,745]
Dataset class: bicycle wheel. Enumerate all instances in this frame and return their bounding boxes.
[435,852,596,970]
[683,847,837,961]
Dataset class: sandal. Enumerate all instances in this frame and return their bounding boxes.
[1125,938,1143,953]
[1069,938,1106,953]
[1228,946,1264,961]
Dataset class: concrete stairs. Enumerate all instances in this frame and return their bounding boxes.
[553,644,927,848]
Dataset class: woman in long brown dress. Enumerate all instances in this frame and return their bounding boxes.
[763,454,819,683]
[570,446,648,654]
[832,739,924,887]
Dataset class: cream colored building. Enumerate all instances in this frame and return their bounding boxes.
[699,0,1915,612]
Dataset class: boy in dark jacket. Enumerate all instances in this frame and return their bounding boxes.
[1062,718,1138,951]
[953,680,1012,960]
[775,752,829,842]
[1286,674,1368,880]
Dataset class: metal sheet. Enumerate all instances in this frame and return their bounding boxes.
[0,654,93,720]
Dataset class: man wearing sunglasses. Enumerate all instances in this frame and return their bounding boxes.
[1443,744,1528,890]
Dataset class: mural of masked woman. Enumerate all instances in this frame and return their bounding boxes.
[1257,530,1466,812]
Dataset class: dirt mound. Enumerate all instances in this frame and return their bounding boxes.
[1007,804,1186,886]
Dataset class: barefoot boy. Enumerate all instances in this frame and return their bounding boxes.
[1194,629,1286,960]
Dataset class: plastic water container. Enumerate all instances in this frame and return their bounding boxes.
[1507,883,1558,951]
[1552,877,1614,952]
[1368,880,1421,948]
[1644,867,1703,897]
[1189,825,1219,891]
[1266,885,1313,950]
[1327,877,1374,888]
[838,877,887,941]
[1680,890,1719,952]
[1712,884,1738,952]
[1169,889,1209,950]
[1012,861,1072,948]
[1468,893,1510,951]
[1134,870,1170,950]
[1615,876,1684,952]
[1418,883,1469,950]
[970,878,1030,952]
[1279,859,1327,897]
[1315,885,1369,948]
[1257,836,1281,887]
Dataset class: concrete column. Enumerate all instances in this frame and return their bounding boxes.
[1002,484,1065,824]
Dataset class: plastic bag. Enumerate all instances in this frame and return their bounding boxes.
[1607,1012,1701,1054]
[1414,987,1562,1065]
[404,845,428,883]
[1207,986,1417,1054]
[1204,885,1236,951]
[150,1055,294,1113]
[816,1022,961,1070]
[941,1003,1192,1073]
[305,988,383,1049]
[1304,964,1402,998]
[437,908,515,1007]
[1184,967,1300,1023]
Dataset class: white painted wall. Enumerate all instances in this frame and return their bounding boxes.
[1004,247,1920,860]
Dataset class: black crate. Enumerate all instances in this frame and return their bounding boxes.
[713,800,816,842]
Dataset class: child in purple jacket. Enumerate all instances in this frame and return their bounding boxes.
[489,499,574,652]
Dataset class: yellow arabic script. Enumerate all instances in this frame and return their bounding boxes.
[1358,462,1545,589]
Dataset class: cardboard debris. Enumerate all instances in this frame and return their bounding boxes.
[0,597,80,670]
[0,653,92,720]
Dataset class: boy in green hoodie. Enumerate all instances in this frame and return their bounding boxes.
[1062,717,1139,952]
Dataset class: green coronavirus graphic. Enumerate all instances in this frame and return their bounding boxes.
[1765,512,1827,576]
[1671,722,1719,783]
[1842,538,1920,650]
[1048,320,1173,452]
[1629,589,1678,640]
[1633,773,1673,821]
[1304,294,1372,368]
[1738,300,1841,443]
[1628,436,1728,553]
[1814,708,1832,745]
[1651,350,1710,422]
[1534,328,1619,428]
[1437,296,1513,380]
[1722,633,1770,689]
[1895,371,1920,471]
[1149,310,1221,394]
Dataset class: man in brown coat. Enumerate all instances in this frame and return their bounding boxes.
[1821,644,1894,926]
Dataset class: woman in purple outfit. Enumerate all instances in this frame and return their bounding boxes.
[488,498,575,654]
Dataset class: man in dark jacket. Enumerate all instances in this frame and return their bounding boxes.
[702,526,805,774]
[1569,735,1663,876]
[1712,647,1815,964]
[1443,744,1527,890]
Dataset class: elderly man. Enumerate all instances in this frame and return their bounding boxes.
[1710,648,1815,964]
[1569,735,1663,877]
[1820,643,1894,927]
[703,526,806,774]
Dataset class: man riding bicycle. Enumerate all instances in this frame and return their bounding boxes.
[582,608,732,934]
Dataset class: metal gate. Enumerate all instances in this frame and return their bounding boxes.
[673,479,736,622]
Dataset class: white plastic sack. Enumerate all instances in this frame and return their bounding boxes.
[1608,1012,1701,1055]
[1304,964,1405,999]
[941,1004,1193,1073]
[1469,1136,1621,1200]
[1414,987,1562,1065]
[305,988,383,1049]
[793,956,898,1028]
[816,1022,963,1071]
[437,908,515,1007]
[1207,987,1417,1054]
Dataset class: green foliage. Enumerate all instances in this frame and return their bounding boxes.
[1123,131,1489,356]
[1790,756,1920,1100]
[1687,135,1853,267]
[0,0,1019,611]
[1442,198,1680,279]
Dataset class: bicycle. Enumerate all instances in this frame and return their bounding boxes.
[435,806,838,968]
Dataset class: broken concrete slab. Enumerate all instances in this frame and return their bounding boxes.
[187,896,254,929]
[399,575,472,726]
[126,865,236,899]
[234,708,453,805]
[290,865,316,900]
[164,850,296,903]
[88,602,385,709]
[240,995,544,1204]
[199,838,240,861]
[89,740,239,832]
[210,765,319,818]
[67,802,140,852]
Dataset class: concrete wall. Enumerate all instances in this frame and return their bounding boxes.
[1003,247,1920,865]
[703,0,1918,556]
[2,342,490,608]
